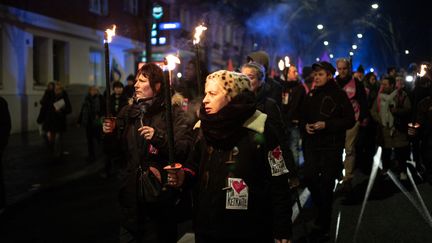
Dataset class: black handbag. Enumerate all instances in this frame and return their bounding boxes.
[137,165,162,203]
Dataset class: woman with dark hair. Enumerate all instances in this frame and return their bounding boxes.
[168,70,293,243]
[102,63,193,243]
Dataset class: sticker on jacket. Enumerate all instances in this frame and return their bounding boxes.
[148,144,159,155]
[267,146,289,176]
[226,178,248,210]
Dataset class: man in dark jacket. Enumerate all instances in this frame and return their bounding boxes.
[279,65,306,169]
[247,50,283,107]
[0,96,11,212]
[301,61,355,241]
[335,58,367,190]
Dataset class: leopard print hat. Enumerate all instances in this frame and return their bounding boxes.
[205,70,252,98]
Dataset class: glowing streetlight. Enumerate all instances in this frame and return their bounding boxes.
[406,75,414,82]
[370,68,375,73]
[317,24,324,30]
[352,44,358,50]
[316,57,320,62]
[405,50,410,55]
[357,33,363,39]
[284,56,290,67]
[329,54,334,59]
[323,41,329,46]
[278,59,285,71]
[371,3,379,9]
[349,51,354,56]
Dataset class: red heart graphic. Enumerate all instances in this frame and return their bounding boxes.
[272,146,282,160]
[232,180,247,193]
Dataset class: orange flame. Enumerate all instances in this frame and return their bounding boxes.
[104,25,116,43]
[193,24,207,45]
[418,64,427,77]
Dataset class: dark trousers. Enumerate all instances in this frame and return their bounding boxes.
[0,153,5,209]
[195,234,273,243]
[119,202,178,243]
[303,148,342,232]
[381,146,410,172]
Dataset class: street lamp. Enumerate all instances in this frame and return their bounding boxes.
[329,54,334,59]
[357,33,363,39]
[323,41,329,46]
[317,24,324,30]
[352,44,358,50]
[371,3,379,9]
[316,57,320,62]
[349,51,354,56]
[405,49,409,55]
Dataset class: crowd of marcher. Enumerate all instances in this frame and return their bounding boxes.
[6,49,429,243]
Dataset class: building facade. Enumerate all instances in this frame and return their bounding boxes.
[0,0,251,133]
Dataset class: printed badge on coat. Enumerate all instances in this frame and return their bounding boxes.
[148,144,159,155]
[226,178,248,210]
[267,146,289,176]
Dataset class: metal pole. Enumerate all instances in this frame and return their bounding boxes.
[104,36,111,117]
[163,60,175,166]
[194,44,202,96]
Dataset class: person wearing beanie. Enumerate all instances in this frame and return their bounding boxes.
[247,50,283,107]
[300,61,355,241]
[168,70,293,242]
[102,63,194,243]
[241,62,299,186]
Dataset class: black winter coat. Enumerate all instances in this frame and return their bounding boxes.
[113,97,193,209]
[184,111,292,240]
[301,80,355,150]
[42,91,72,133]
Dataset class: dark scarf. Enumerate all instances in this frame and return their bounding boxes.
[199,91,256,149]
[128,95,164,119]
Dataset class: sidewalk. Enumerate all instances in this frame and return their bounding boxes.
[2,126,104,206]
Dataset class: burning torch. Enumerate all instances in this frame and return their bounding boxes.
[408,64,429,136]
[193,24,207,96]
[104,25,116,117]
[163,55,182,172]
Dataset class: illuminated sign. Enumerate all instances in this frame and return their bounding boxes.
[152,5,163,19]
[159,22,181,30]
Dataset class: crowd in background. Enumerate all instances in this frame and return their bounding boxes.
[24,51,432,243]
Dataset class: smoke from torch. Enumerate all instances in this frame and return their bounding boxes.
[193,24,207,45]
[104,25,116,43]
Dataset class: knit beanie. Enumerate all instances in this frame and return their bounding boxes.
[206,70,252,98]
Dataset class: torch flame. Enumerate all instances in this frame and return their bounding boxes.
[278,60,285,71]
[284,56,290,67]
[418,64,428,77]
[193,24,207,45]
[165,55,181,71]
[104,25,116,43]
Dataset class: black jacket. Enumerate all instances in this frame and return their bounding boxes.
[280,80,306,125]
[42,91,72,132]
[183,112,292,240]
[0,97,11,151]
[113,97,193,208]
[301,80,355,150]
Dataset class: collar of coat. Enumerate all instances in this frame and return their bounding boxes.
[193,110,267,134]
